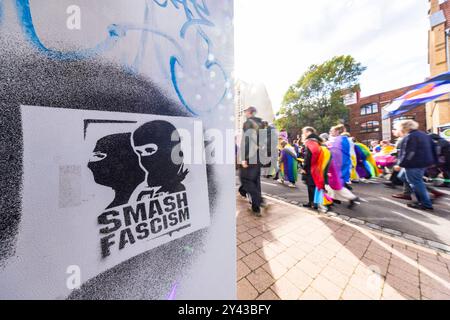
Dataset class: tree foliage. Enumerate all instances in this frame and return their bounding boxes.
[275,55,366,136]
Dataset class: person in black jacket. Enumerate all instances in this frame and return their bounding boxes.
[260,121,279,178]
[394,120,438,210]
[239,106,264,216]
[301,127,322,209]
[430,134,450,188]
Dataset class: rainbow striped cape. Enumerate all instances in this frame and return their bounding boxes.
[305,140,333,206]
[355,143,379,179]
[280,145,299,183]
[305,140,332,190]
[329,136,353,186]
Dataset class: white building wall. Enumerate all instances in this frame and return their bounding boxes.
[235,80,275,134]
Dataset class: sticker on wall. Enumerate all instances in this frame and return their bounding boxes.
[0,105,210,299]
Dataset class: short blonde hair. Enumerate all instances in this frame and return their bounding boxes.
[395,120,419,133]
[302,127,317,135]
[331,124,347,135]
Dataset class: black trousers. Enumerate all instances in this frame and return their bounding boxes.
[390,170,403,185]
[307,185,315,205]
[239,165,262,208]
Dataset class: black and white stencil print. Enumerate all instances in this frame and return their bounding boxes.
[86,119,194,259]
[0,0,234,300]
[0,106,211,299]
[88,132,145,210]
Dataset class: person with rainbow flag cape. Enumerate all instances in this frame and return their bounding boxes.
[354,142,380,180]
[300,127,333,210]
[327,125,360,209]
[341,132,360,182]
[279,140,300,188]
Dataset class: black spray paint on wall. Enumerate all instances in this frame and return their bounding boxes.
[0,29,218,299]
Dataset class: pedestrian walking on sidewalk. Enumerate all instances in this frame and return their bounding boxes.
[239,106,264,216]
[394,120,438,211]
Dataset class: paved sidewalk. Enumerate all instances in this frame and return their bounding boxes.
[236,194,450,300]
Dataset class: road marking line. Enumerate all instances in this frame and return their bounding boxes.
[380,197,450,223]
[391,211,432,227]
[436,189,450,196]
[379,197,430,217]
[261,181,279,187]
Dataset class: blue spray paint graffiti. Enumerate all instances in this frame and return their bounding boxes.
[12,0,230,115]
[15,0,121,60]
[0,0,4,26]
[153,0,214,38]
[153,0,229,115]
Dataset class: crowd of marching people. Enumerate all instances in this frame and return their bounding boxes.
[238,106,450,217]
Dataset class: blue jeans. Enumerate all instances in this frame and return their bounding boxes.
[404,168,433,208]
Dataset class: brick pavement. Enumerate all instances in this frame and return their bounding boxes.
[236,194,450,300]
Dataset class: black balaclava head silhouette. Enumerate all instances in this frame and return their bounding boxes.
[88,133,145,209]
[132,120,188,193]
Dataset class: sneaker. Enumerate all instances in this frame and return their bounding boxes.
[252,206,262,217]
[429,189,445,199]
[348,198,360,209]
[392,193,413,201]
[260,201,270,209]
[319,205,329,213]
[238,186,247,198]
[246,194,252,205]
[288,183,297,188]
[278,179,285,185]
[302,203,313,208]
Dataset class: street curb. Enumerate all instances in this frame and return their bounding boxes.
[262,192,450,255]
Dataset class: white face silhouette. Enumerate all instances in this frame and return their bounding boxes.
[89,151,107,163]
[134,143,159,157]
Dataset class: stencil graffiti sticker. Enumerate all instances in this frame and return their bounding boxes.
[0,106,210,299]
[86,119,194,258]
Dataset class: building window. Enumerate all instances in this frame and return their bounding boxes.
[360,103,379,116]
[392,116,415,127]
[361,121,380,133]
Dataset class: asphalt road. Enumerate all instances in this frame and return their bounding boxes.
[255,176,450,246]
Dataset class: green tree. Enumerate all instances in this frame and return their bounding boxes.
[276,55,366,136]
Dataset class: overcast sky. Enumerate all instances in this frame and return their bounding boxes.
[234,0,430,112]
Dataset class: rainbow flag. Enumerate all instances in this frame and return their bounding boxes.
[305,140,332,206]
[383,71,450,119]
[280,145,299,184]
[329,136,352,185]
[355,143,379,179]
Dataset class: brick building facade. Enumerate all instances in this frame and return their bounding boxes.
[348,85,427,145]
[428,0,450,131]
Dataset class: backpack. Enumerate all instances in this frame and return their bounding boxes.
[241,117,263,164]
[431,134,450,165]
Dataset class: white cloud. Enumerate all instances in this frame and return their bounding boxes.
[234,0,429,112]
